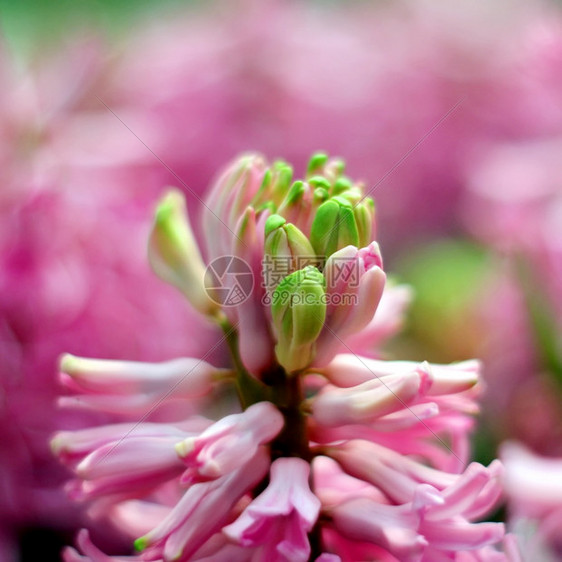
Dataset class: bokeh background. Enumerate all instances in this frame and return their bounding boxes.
[1,0,562,560]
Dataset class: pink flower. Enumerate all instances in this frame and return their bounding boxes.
[11,1,562,557]
[309,354,481,472]
[175,402,284,482]
[223,457,321,562]
[311,370,427,426]
[313,243,386,366]
[329,481,504,562]
[63,436,184,502]
[51,418,209,470]
[328,486,436,561]
[318,442,504,559]
[327,440,502,509]
[318,354,480,392]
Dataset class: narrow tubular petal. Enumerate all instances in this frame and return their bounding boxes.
[319,354,480,394]
[312,371,423,426]
[59,354,220,397]
[76,436,183,480]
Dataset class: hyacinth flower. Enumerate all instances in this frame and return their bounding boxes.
[54,153,511,561]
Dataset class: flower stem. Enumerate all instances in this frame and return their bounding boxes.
[269,369,311,461]
[221,319,321,560]
[220,319,267,409]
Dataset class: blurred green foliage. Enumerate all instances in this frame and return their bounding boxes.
[391,239,490,363]
[0,0,195,58]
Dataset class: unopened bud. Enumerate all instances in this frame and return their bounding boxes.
[310,196,360,260]
[353,197,376,247]
[277,181,330,236]
[204,154,268,258]
[306,152,329,177]
[263,215,316,294]
[269,161,294,206]
[271,266,327,372]
[148,190,217,317]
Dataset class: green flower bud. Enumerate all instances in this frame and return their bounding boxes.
[307,152,346,183]
[314,187,329,202]
[271,266,327,372]
[336,187,362,205]
[283,180,307,207]
[332,176,353,195]
[308,176,332,191]
[277,181,329,237]
[148,189,218,317]
[309,195,360,260]
[247,159,292,211]
[263,215,317,294]
[270,161,294,205]
[354,197,376,247]
[306,152,329,177]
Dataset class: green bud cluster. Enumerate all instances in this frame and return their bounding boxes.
[244,153,375,254]
[254,153,376,371]
[147,152,378,376]
[157,152,378,374]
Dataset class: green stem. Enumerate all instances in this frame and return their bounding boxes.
[219,319,320,560]
[220,318,267,409]
[269,371,311,461]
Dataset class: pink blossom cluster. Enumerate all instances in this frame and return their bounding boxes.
[54,154,511,561]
